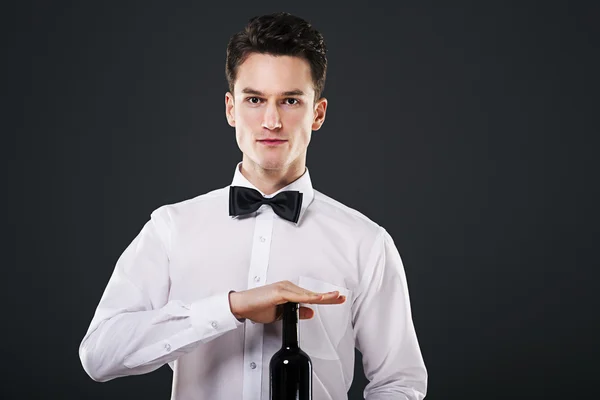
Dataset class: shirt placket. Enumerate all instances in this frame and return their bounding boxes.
[242,205,274,400]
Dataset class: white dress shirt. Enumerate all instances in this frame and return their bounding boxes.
[79,162,427,399]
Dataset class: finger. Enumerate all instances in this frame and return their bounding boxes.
[281,283,347,306]
[315,293,347,305]
[281,282,321,297]
[277,288,330,304]
[309,290,346,304]
[282,282,341,301]
[299,306,314,320]
[279,288,345,305]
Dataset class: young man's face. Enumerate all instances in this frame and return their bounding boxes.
[225,53,327,172]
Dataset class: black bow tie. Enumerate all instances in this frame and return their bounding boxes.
[229,186,303,223]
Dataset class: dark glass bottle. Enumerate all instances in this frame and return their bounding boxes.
[269,302,312,400]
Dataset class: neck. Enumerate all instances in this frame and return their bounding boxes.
[240,156,306,195]
[282,302,299,349]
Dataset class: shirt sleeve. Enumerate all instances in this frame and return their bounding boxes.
[353,227,428,400]
[78,206,245,382]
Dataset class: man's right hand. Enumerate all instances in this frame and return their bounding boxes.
[228,280,346,324]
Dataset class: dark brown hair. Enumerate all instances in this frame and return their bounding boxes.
[225,12,327,102]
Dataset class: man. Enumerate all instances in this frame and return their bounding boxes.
[79,11,427,399]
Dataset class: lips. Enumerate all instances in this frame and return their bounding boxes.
[258,139,287,145]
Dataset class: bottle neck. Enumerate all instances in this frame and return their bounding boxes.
[282,302,299,349]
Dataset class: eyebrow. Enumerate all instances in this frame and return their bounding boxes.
[240,87,306,97]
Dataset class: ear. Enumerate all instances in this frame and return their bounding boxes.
[225,92,235,127]
[311,97,328,131]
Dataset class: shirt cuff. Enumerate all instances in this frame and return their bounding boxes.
[190,291,245,339]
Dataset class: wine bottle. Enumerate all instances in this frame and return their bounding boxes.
[269,302,312,399]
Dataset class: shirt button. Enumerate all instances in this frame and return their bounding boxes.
[211,321,218,329]
[259,236,266,242]
[254,276,261,283]
[164,343,171,351]
[250,362,257,369]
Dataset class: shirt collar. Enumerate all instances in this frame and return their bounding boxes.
[229,161,315,225]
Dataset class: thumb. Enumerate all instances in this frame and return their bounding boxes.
[299,306,315,320]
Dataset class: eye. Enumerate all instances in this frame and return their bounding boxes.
[246,97,262,104]
[284,98,300,105]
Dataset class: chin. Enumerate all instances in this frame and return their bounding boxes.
[258,160,286,170]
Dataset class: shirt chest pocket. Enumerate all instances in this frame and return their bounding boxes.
[297,275,353,361]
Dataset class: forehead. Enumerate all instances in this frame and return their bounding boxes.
[234,53,314,95]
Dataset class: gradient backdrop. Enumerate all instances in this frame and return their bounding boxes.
[10,1,598,399]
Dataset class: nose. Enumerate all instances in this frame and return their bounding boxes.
[261,101,282,130]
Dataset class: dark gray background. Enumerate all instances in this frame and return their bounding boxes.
[9,1,599,399]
